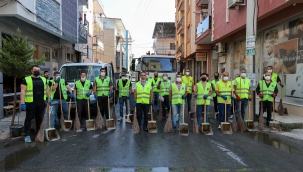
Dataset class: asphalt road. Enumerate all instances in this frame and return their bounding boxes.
[0,104,303,172]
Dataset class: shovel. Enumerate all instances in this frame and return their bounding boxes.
[45,100,60,141]
[106,96,116,130]
[86,99,95,131]
[269,101,281,132]
[64,98,73,130]
[245,100,254,131]
[201,99,213,135]
[148,105,158,133]
[179,100,189,136]
[125,99,133,123]
[221,100,232,134]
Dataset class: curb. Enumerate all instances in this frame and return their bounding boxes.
[0,127,10,140]
[280,123,303,132]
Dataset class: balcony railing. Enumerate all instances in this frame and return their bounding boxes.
[196,15,211,38]
[177,17,184,31]
[177,43,184,54]
[78,23,88,43]
[156,49,175,55]
[94,16,103,30]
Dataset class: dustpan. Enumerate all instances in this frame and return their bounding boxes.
[221,101,232,134]
[245,100,254,131]
[86,99,95,131]
[45,100,60,141]
[201,100,213,135]
[125,99,133,123]
[106,96,116,130]
[64,98,73,130]
[148,105,157,133]
[179,100,189,136]
[269,101,281,132]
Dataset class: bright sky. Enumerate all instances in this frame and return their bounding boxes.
[101,0,175,58]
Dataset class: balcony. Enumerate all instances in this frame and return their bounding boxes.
[177,17,184,34]
[94,0,104,14]
[93,37,104,50]
[78,23,88,43]
[78,0,88,6]
[177,0,184,11]
[156,48,176,55]
[195,16,212,44]
[176,43,184,58]
[196,0,208,6]
[94,16,103,30]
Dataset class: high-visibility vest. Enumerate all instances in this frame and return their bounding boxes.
[171,83,186,104]
[151,77,161,93]
[160,80,171,96]
[235,77,250,99]
[50,79,68,100]
[196,82,211,105]
[259,80,277,102]
[75,80,91,100]
[182,76,193,94]
[147,77,153,83]
[263,72,278,82]
[216,80,233,103]
[136,82,151,104]
[95,76,110,96]
[118,79,130,97]
[24,76,47,102]
[211,79,221,97]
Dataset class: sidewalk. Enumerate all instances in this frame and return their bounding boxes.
[0,111,26,140]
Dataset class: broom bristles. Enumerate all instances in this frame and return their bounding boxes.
[193,113,199,134]
[237,115,246,132]
[258,111,264,131]
[73,115,81,130]
[95,109,103,129]
[164,109,172,132]
[232,113,238,133]
[35,114,46,142]
[132,109,140,134]
[60,113,68,132]
[158,102,163,120]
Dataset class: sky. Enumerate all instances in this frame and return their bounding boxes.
[101,0,175,58]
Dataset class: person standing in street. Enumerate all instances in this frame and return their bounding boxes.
[170,72,187,132]
[194,73,212,124]
[116,72,132,121]
[233,69,252,121]
[215,72,235,129]
[151,71,161,113]
[49,71,74,129]
[134,71,153,131]
[264,66,282,87]
[256,72,279,126]
[74,71,93,127]
[211,72,221,120]
[20,65,50,143]
[145,71,153,83]
[182,69,194,115]
[230,74,240,116]
[94,68,113,120]
[157,73,171,120]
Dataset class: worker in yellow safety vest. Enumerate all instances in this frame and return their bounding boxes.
[211,72,221,120]
[157,73,171,120]
[182,68,194,115]
[263,66,282,87]
[116,72,132,121]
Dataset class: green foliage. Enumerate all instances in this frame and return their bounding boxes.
[0,28,45,78]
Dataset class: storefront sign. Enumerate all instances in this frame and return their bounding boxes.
[247,73,257,91]
[39,62,51,74]
[246,36,255,56]
[196,53,207,61]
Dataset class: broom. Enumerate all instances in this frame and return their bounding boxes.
[95,100,104,129]
[164,106,172,132]
[237,78,246,132]
[158,96,163,120]
[258,80,265,131]
[112,90,117,124]
[232,91,238,133]
[58,82,68,132]
[132,106,140,134]
[192,94,199,134]
[35,101,49,142]
[73,80,81,130]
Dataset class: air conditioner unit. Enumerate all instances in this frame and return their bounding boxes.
[228,0,245,9]
[215,42,226,53]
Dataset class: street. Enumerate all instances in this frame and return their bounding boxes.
[0,104,303,172]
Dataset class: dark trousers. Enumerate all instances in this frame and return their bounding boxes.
[77,99,88,123]
[136,103,149,128]
[24,101,46,136]
[186,93,192,112]
[259,100,273,125]
[98,96,109,119]
[162,95,170,118]
[213,96,218,112]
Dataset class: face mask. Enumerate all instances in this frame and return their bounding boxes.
[100,72,105,76]
[268,70,272,73]
[265,76,271,80]
[163,76,167,80]
[176,78,182,82]
[56,76,60,80]
[240,73,246,77]
[33,71,40,77]
[214,76,219,79]
[154,75,158,77]
[141,78,146,82]
[122,77,126,80]
[81,77,86,81]
[201,77,207,81]
[223,76,229,81]
[186,72,190,75]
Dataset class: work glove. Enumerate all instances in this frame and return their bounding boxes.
[194,94,197,99]
[109,92,113,97]
[69,93,74,98]
[236,95,241,101]
[134,101,136,106]
[249,97,252,101]
[49,98,52,104]
[272,93,277,98]
[158,81,161,85]
[128,94,131,99]
[94,94,98,100]
[169,101,172,106]
[258,94,263,98]
[56,77,60,83]
[280,84,284,88]
[73,97,76,102]
[203,94,208,100]
[151,100,154,105]
[20,104,26,111]
[221,95,227,100]
[182,95,186,99]
[86,92,91,97]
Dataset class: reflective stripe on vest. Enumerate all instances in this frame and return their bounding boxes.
[259,80,277,102]
[182,76,193,93]
[76,80,91,100]
[136,82,151,104]
[50,79,68,100]
[196,82,211,105]
[235,77,250,99]
[118,79,130,97]
[160,80,171,96]
[217,80,232,103]
[152,77,161,93]
[24,76,47,102]
[211,79,221,97]
[171,83,186,104]
[95,76,110,96]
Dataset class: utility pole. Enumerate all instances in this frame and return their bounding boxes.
[126,30,128,71]
[119,41,122,73]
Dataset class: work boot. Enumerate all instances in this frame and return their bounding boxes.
[172,126,176,132]
[218,125,221,129]
[24,136,31,143]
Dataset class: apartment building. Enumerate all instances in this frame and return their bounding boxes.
[152,22,176,56]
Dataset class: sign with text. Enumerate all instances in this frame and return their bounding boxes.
[247,73,257,91]
[196,53,207,61]
[246,36,255,56]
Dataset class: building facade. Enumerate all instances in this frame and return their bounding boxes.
[152,22,176,56]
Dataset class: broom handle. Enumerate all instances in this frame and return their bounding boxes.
[58,81,63,116]
[87,99,90,120]
[224,101,227,122]
[273,101,275,121]
[108,96,110,119]
[182,99,185,124]
[49,81,54,129]
[68,97,71,120]
[151,104,153,121]
[248,98,250,120]
[204,100,206,123]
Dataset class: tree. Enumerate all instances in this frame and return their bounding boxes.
[0,29,45,125]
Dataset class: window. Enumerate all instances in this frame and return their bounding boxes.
[43,47,50,61]
[170,43,175,50]
[66,53,71,61]
[52,51,58,60]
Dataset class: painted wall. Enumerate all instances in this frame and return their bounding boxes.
[154,38,175,55]
[62,0,77,43]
